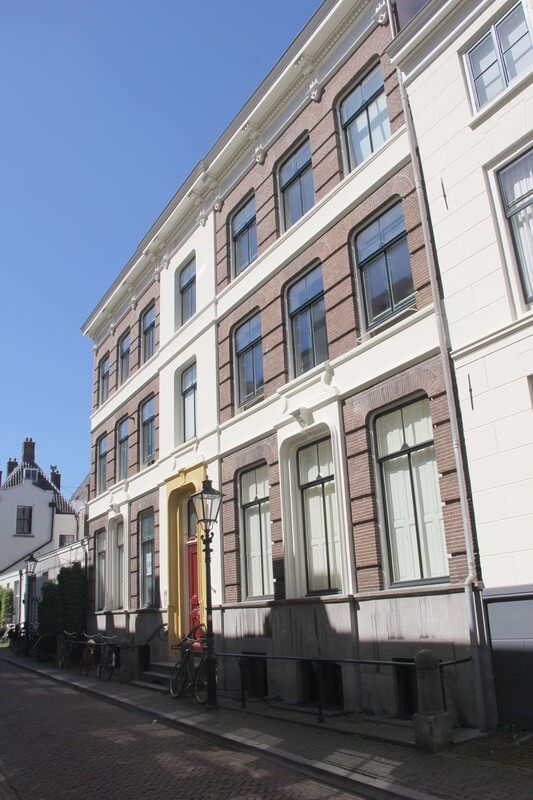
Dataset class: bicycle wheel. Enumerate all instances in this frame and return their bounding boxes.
[194,659,208,704]
[169,660,189,698]
[103,649,115,681]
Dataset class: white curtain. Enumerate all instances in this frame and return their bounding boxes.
[378,399,447,582]
[383,455,420,582]
[242,465,273,597]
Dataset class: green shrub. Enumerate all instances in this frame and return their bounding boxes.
[38,581,61,635]
[57,563,87,634]
[0,587,14,623]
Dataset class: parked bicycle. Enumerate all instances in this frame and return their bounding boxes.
[79,632,99,675]
[169,624,208,703]
[97,634,119,681]
[57,630,79,670]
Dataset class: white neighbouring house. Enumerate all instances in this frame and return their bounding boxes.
[389,0,533,727]
[0,438,81,625]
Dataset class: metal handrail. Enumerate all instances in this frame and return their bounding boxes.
[217,650,472,724]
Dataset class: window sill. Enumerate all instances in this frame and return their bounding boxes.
[13,533,34,538]
[360,302,417,341]
[468,68,533,130]
[237,393,264,414]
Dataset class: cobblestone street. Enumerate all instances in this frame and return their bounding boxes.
[0,661,361,800]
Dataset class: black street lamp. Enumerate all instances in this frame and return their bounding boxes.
[190,477,223,709]
[24,553,37,656]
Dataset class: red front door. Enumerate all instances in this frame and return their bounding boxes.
[187,541,200,633]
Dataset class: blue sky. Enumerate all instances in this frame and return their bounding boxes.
[0,0,322,497]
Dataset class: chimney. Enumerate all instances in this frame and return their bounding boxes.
[50,465,61,491]
[7,458,18,476]
[22,437,35,465]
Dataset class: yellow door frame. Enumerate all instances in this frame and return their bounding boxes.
[166,464,206,651]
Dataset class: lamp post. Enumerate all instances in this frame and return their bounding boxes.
[24,553,37,656]
[190,477,223,709]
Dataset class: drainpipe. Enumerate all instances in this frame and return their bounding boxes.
[396,71,489,730]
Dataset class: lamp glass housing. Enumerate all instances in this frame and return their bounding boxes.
[191,479,222,528]
[25,553,37,575]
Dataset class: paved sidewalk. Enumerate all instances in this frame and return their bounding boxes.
[1,651,531,800]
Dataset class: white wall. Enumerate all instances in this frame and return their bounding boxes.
[394,0,533,588]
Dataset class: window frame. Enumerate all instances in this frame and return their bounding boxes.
[465,2,533,110]
[234,312,264,408]
[98,354,110,405]
[353,201,415,330]
[278,138,315,231]
[181,362,197,441]
[338,63,391,173]
[139,509,155,608]
[112,521,125,610]
[296,437,341,596]
[95,529,106,611]
[117,330,130,385]
[140,396,156,467]
[497,146,533,305]
[16,506,33,535]
[116,417,129,482]
[231,195,258,276]
[140,304,156,363]
[373,396,448,587]
[286,264,328,378]
[96,434,107,495]
[178,257,196,326]
[239,463,273,600]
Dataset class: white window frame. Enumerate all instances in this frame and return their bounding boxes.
[140,304,156,363]
[177,361,197,443]
[239,463,273,600]
[139,510,155,608]
[464,1,533,111]
[352,200,415,332]
[488,141,533,315]
[110,520,125,610]
[371,395,448,587]
[140,396,156,466]
[337,62,391,175]
[280,426,348,599]
[117,330,130,385]
[116,417,129,482]
[96,435,107,495]
[278,138,315,232]
[286,264,328,378]
[95,529,106,611]
[234,312,264,408]
[175,256,196,329]
[98,354,110,405]
[231,195,258,276]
